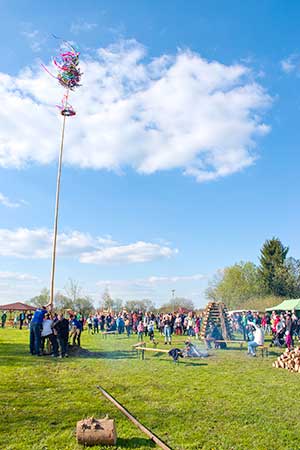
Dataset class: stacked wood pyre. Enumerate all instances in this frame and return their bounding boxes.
[272,347,300,373]
[200,301,232,340]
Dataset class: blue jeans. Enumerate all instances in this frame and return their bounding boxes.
[248,341,259,355]
[30,322,42,355]
[164,325,171,342]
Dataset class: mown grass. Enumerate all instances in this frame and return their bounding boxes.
[0,328,298,450]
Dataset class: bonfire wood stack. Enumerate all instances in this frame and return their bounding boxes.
[272,347,300,373]
[200,301,232,340]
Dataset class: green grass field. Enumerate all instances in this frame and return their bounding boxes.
[0,328,298,450]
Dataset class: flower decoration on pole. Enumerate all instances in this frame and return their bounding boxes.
[42,39,82,309]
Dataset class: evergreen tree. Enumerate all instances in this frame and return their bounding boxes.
[259,237,289,296]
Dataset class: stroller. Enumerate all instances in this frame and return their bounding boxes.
[271,327,286,347]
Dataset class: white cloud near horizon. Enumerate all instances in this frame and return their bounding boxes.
[0,39,271,182]
[0,228,177,264]
[97,273,206,287]
[96,273,207,304]
[0,271,40,281]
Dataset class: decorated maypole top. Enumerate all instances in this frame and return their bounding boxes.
[43,39,82,115]
[43,38,82,309]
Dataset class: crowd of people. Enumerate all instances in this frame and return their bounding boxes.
[2,305,300,358]
[29,304,83,358]
[27,309,203,356]
[230,310,300,346]
[84,311,203,344]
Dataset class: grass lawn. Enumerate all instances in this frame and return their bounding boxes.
[0,328,298,450]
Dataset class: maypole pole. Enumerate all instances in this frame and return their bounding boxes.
[49,91,68,310]
[43,41,82,310]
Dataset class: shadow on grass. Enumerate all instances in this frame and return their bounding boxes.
[181,360,208,367]
[149,357,208,367]
[0,343,136,366]
[116,437,156,448]
[88,350,136,360]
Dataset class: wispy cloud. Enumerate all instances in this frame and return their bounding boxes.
[20,28,46,52]
[280,54,299,74]
[0,228,177,264]
[0,39,271,182]
[70,20,98,34]
[96,273,207,302]
[0,271,40,281]
[97,273,206,287]
[0,193,23,208]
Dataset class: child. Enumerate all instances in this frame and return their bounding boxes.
[285,330,292,349]
[137,321,144,341]
[86,316,93,334]
[194,318,200,340]
[148,320,155,341]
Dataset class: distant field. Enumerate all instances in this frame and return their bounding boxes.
[0,328,298,450]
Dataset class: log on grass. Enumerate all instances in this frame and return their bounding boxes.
[76,416,117,446]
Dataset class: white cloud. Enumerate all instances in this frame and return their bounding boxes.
[80,241,177,264]
[280,55,298,74]
[96,273,207,303]
[71,20,98,34]
[0,271,39,281]
[0,192,23,208]
[0,39,271,182]
[147,274,205,283]
[97,273,205,287]
[20,29,45,52]
[0,228,176,264]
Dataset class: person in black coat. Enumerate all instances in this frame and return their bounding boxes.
[53,314,69,358]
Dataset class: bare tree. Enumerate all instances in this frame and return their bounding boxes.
[64,278,82,303]
[101,288,114,311]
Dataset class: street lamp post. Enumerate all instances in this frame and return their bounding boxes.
[171,289,175,313]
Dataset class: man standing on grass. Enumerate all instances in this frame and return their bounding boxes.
[30,304,51,356]
[19,311,25,330]
[1,311,7,328]
[53,313,69,358]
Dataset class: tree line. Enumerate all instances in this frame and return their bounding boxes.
[30,280,196,314]
[206,237,300,310]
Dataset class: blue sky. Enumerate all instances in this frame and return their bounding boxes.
[0,0,298,307]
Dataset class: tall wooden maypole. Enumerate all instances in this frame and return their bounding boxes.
[43,41,82,309]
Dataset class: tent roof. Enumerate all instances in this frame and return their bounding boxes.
[266,299,300,312]
[0,302,37,311]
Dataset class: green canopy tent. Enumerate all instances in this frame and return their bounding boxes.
[266,299,300,313]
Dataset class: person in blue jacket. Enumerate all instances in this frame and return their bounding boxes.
[70,315,83,346]
[29,304,51,356]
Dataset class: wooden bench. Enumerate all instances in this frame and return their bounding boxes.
[131,341,146,355]
[257,345,269,357]
[132,341,146,349]
[213,339,245,349]
[136,346,170,360]
[101,331,117,339]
